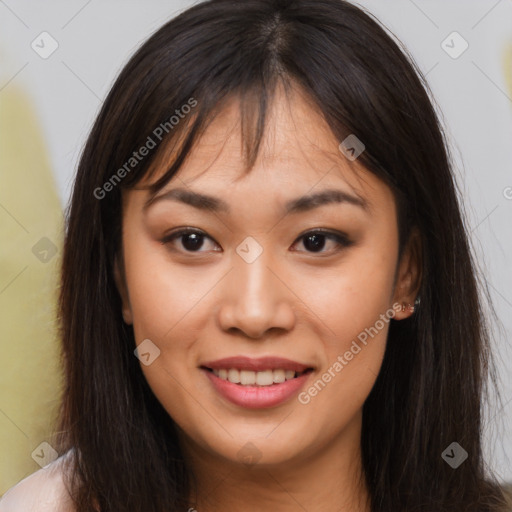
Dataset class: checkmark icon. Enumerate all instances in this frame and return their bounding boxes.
[339,134,365,161]
[31,442,59,468]
[441,31,468,59]
[444,449,455,458]
[134,339,161,366]
[32,236,58,263]
[236,236,263,263]
[441,442,468,468]
[31,31,59,59]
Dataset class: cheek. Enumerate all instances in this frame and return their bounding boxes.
[122,234,217,406]
[296,273,393,441]
[123,235,209,342]
[295,231,396,404]
[298,230,398,344]
[122,238,207,425]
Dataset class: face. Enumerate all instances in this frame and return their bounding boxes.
[115,83,419,471]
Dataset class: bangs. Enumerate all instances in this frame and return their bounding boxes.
[132,76,286,199]
[89,0,427,259]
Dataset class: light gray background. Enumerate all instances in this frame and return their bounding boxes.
[1,0,511,481]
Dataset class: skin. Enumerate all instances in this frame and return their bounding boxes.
[114,82,421,512]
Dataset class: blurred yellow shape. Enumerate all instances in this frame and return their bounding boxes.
[0,84,64,495]
[505,42,512,100]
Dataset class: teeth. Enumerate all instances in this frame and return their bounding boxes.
[240,370,256,385]
[227,368,240,383]
[256,370,273,386]
[211,368,303,386]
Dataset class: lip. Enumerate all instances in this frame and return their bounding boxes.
[200,356,313,373]
[202,367,313,409]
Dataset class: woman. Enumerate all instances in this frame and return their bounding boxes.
[1,0,510,510]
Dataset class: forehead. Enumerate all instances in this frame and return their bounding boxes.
[134,84,393,215]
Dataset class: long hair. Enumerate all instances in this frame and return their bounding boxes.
[55,0,510,510]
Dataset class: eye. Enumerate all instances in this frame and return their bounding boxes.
[160,228,353,255]
[161,228,219,253]
[291,229,353,254]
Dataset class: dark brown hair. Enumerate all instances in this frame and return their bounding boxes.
[55,0,510,510]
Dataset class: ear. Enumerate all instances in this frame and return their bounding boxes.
[113,254,133,325]
[392,227,422,320]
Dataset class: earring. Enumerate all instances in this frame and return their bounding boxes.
[402,296,420,314]
[401,302,414,313]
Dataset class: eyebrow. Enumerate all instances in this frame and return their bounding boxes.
[143,187,370,215]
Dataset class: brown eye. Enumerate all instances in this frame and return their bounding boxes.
[292,230,353,254]
[161,229,219,253]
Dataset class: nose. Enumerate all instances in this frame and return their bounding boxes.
[216,249,296,339]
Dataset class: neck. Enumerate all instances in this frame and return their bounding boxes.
[180,411,371,512]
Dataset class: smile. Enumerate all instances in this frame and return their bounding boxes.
[205,367,311,386]
[200,355,315,409]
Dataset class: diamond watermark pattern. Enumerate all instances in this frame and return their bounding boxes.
[236,236,263,264]
[32,237,58,263]
[31,32,59,59]
[441,31,469,59]
[31,441,59,469]
[441,442,468,468]
[237,441,262,467]
[134,338,161,366]
[339,134,365,161]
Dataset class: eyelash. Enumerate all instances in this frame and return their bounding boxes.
[160,227,354,256]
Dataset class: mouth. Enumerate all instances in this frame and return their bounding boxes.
[199,356,315,409]
[200,366,314,387]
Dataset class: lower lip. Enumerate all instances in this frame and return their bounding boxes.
[202,369,312,409]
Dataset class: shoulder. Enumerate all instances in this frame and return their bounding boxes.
[0,449,75,512]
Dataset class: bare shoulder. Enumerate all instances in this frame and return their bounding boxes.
[0,449,76,512]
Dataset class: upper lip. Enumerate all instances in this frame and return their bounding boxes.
[201,356,313,373]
